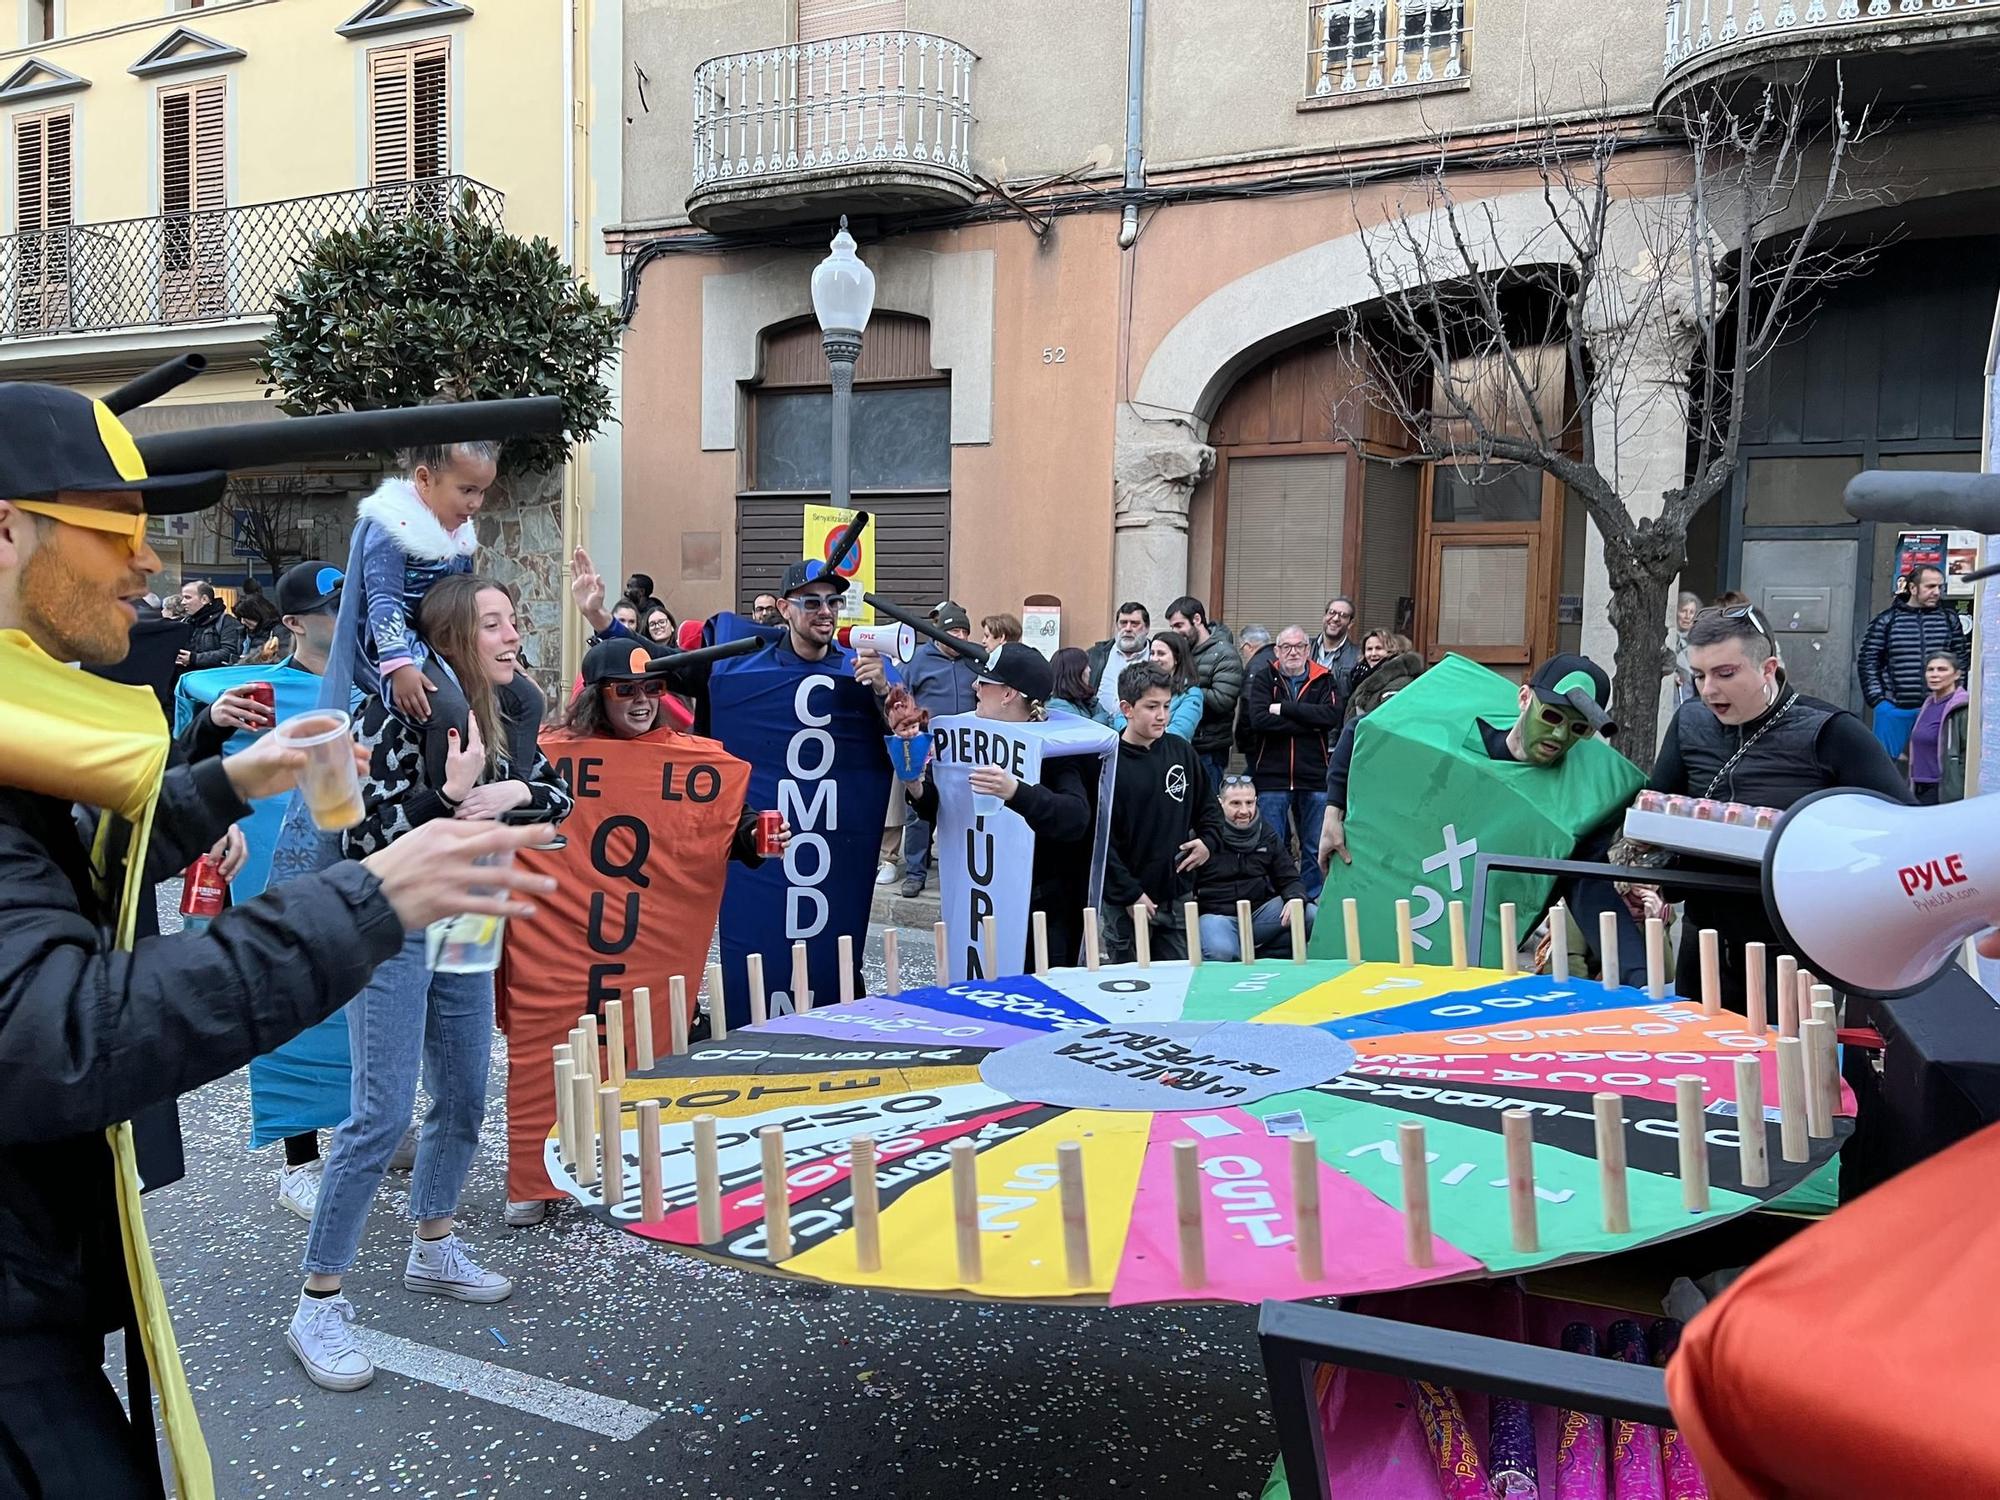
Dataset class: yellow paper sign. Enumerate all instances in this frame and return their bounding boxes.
[803,502,874,624]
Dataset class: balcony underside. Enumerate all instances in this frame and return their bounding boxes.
[1661,8,2000,112]
[687,160,978,234]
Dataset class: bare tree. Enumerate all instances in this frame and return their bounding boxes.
[1339,74,1878,766]
[208,475,310,580]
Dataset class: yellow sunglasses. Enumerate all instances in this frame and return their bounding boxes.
[11,499,150,552]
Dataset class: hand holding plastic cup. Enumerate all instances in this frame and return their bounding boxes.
[276,709,365,831]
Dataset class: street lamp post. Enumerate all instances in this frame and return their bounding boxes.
[810,216,877,521]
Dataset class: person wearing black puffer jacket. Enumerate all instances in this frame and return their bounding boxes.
[175,579,242,672]
[1856,565,1970,760]
[1244,626,1340,901]
[1193,777,1313,959]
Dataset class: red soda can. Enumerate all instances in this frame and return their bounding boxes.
[1635,789,1666,813]
[1691,798,1721,821]
[755,809,784,857]
[179,853,227,918]
[243,681,275,721]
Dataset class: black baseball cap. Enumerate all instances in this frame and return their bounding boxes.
[1528,653,1616,733]
[0,383,227,514]
[778,557,849,598]
[975,641,1054,704]
[930,599,971,631]
[582,637,669,685]
[274,559,343,616]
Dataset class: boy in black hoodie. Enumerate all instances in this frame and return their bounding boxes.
[1100,662,1224,961]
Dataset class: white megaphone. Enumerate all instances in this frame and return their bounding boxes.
[1763,788,2000,997]
[847,621,917,664]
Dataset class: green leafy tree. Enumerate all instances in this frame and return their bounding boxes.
[258,192,621,474]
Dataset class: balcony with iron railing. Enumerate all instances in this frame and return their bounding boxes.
[687,31,978,233]
[1306,0,1471,105]
[0,176,503,344]
[1661,0,2000,105]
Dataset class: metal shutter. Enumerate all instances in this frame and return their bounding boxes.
[797,0,907,42]
[737,493,949,615]
[1357,457,1418,634]
[1224,453,1345,635]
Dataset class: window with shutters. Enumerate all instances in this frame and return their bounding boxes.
[13,106,72,334]
[159,77,227,319]
[796,0,906,42]
[1222,453,1348,637]
[368,37,449,215]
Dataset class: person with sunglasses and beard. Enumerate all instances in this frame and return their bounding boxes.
[1648,606,1907,1002]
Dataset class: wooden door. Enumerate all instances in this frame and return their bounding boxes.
[1415,462,1563,681]
[160,78,227,321]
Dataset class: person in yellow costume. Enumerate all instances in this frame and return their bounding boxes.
[0,383,554,1500]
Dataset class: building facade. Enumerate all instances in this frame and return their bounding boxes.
[0,0,623,676]
[617,0,2000,713]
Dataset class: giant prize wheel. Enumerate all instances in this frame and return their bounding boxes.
[548,959,1849,1305]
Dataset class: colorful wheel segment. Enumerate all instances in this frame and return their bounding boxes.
[547,960,1852,1306]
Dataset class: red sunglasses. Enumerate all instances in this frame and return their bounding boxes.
[607,679,668,700]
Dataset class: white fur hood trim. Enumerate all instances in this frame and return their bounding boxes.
[356,477,479,562]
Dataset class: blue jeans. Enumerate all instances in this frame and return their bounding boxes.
[1198,753,1230,799]
[1199,898,1316,960]
[1258,789,1328,900]
[303,931,495,1276]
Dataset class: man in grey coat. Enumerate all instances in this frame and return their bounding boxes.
[1167,595,1244,791]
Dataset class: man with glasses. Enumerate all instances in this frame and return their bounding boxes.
[1315,596,1361,702]
[1247,626,1340,902]
[750,592,784,628]
[1652,607,1907,1000]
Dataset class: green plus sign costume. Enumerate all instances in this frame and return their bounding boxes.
[1309,654,1642,965]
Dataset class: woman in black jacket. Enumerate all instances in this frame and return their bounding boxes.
[1193,777,1312,958]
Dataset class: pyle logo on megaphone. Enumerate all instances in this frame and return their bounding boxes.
[847,621,916,664]
[1765,790,1996,997]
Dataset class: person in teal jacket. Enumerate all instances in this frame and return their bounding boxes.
[1113,630,1204,741]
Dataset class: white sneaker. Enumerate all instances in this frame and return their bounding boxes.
[277,1162,323,1221]
[287,1293,374,1391]
[874,861,898,886]
[504,1198,550,1227]
[404,1233,513,1302]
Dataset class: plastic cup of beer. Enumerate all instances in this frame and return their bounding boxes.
[425,846,517,974]
[276,710,364,831]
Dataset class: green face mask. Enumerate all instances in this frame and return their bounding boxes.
[1518,703,1592,764]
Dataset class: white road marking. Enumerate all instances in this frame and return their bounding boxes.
[354,1328,660,1440]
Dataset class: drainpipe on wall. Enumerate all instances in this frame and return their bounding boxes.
[1118,0,1145,250]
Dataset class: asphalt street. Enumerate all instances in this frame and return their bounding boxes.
[133,914,1279,1499]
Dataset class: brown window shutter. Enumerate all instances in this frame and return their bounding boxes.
[369,38,449,187]
[160,80,226,316]
[14,109,71,331]
[796,0,907,43]
[193,79,227,210]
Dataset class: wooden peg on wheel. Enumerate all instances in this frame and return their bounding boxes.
[631,985,655,1071]
[1802,1016,1836,1139]
[1057,1140,1090,1288]
[552,1050,576,1170]
[636,1099,664,1224]
[950,1139,982,1283]
[692,1113,723,1243]
[1395,899,1415,967]
[1776,1036,1809,1162]
[1288,898,1308,964]
[1448,901,1468,970]
[1237,899,1256,965]
[570,1069,598,1188]
[1797,968,1817,1030]
[1676,1075,1710,1212]
[1290,1133,1323,1282]
[1549,900,1570,982]
[1646,916,1668,1000]
[1698,928,1721,1016]
[1083,907,1101,971]
[1599,910,1620,988]
[1132,905,1153,968]
[1593,1092,1630,1235]
[850,1135,882,1273]
[747,952,768,1027]
[668,974,690,1057]
[759,1125,792,1263]
[792,940,811,1014]
[1031,912,1049,976]
[1734,1054,1769,1189]
[598,1085,624,1208]
[576,1012,601,1093]
[933,920,950,983]
[838,935,856,1004]
[1499,902,1518,975]
[883,931,902,996]
[707,961,729,1040]
[1343,898,1362,964]
[1775,954,1799,1037]
[603,1000,626,1089]
[1184,902,1203,967]
[1744,942,1768,1036]
[981,915,999,981]
[1502,1109,1539,1253]
[1399,1121,1433,1268]
[1173,1140,1205,1288]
